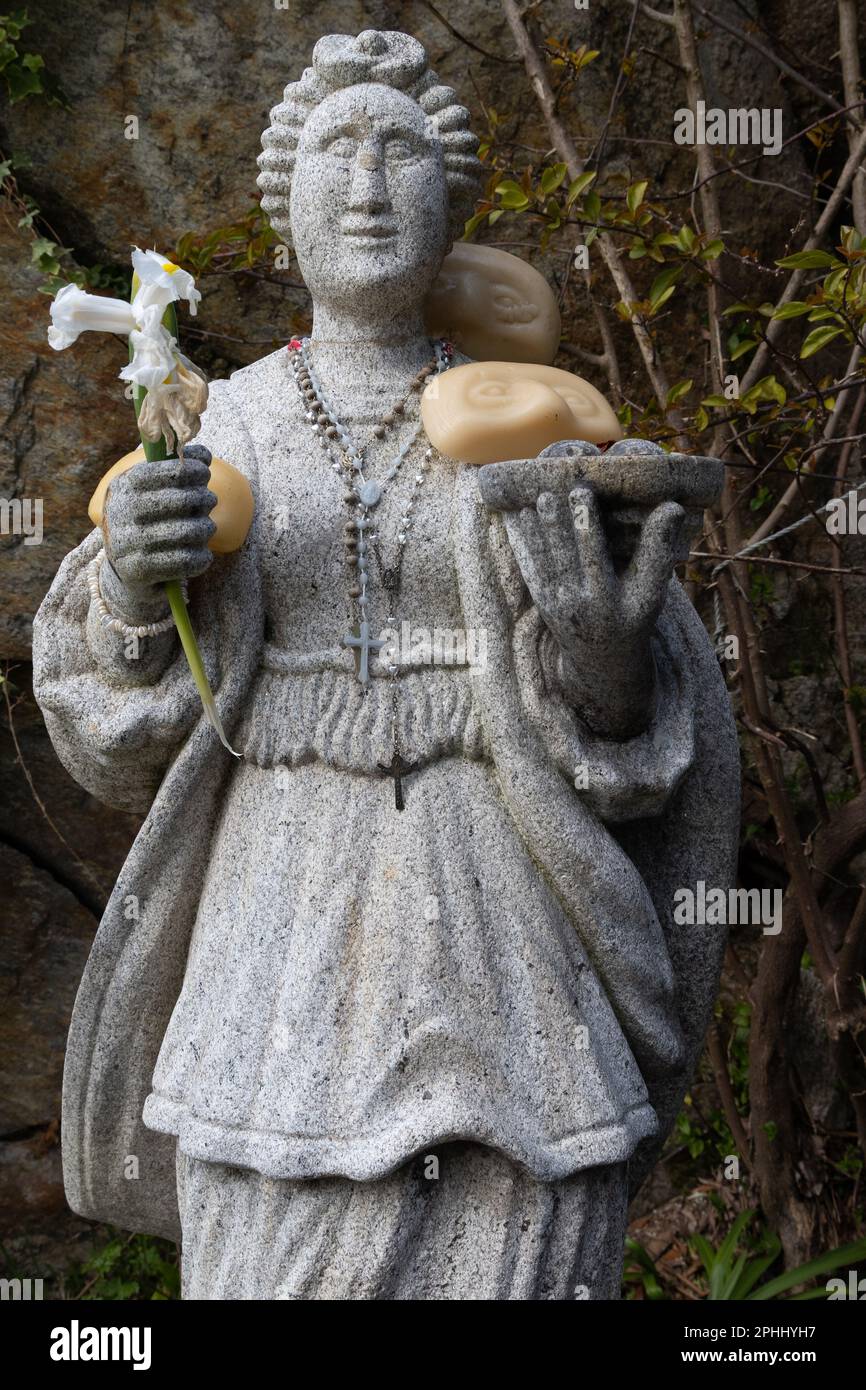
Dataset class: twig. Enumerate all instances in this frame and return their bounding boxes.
[707,1025,752,1169]
[829,386,866,789]
[739,123,866,397]
[693,3,844,114]
[499,0,679,422]
[743,344,864,549]
[838,0,866,231]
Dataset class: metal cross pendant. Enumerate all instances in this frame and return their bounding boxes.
[378,749,418,812]
[343,619,384,686]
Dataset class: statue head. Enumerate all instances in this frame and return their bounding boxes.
[257,30,483,316]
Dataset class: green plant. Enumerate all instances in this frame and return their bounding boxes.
[691,1211,866,1300]
[623,1237,667,1299]
[66,1233,179,1301]
[173,201,284,276]
[1,152,127,294]
[0,8,65,105]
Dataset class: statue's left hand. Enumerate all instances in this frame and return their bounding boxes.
[503,481,686,738]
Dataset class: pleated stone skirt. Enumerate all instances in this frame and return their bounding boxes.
[176,1142,628,1300]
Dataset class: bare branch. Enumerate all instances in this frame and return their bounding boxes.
[839,0,866,231]
[499,0,680,420]
[740,122,866,395]
[694,3,843,114]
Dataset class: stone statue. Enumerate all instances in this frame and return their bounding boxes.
[32,29,739,1300]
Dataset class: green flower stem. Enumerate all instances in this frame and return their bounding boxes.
[128,293,239,756]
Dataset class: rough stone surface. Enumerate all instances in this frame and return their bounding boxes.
[30,25,739,1300]
[0,842,93,1134]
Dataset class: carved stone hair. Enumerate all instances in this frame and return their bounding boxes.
[257,29,483,244]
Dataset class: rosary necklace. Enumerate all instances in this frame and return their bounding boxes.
[288,335,453,809]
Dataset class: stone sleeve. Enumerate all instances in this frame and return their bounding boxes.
[31,382,255,812]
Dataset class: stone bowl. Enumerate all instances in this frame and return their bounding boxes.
[477,439,723,567]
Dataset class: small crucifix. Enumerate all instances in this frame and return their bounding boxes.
[343,619,385,686]
[378,748,419,812]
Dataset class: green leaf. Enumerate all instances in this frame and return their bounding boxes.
[462,210,487,238]
[626,180,649,215]
[750,1238,866,1301]
[666,378,693,405]
[539,162,567,196]
[565,171,596,206]
[649,265,682,306]
[771,301,813,320]
[496,179,530,210]
[800,324,846,358]
[648,284,676,314]
[776,249,841,270]
[676,224,696,254]
[5,57,42,101]
[700,238,725,260]
[730,337,758,361]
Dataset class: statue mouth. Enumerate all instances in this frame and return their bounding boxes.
[340,219,399,241]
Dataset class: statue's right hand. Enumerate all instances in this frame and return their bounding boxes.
[102,444,217,595]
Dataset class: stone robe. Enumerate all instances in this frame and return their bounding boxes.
[32,345,739,1289]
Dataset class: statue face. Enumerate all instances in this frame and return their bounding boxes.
[290,83,451,313]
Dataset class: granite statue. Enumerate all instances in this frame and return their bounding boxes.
[32,28,739,1300]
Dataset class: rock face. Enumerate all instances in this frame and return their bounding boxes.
[0,670,141,1239]
[0,841,93,1134]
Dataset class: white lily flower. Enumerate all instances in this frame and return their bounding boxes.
[131,247,201,316]
[47,252,209,448]
[47,283,137,351]
[119,306,179,393]
[137,352,209,451]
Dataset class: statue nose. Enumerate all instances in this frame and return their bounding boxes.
[357,145,379,171]
[347,141,390,212]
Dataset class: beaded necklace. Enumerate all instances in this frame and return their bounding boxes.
[287,335,454,808]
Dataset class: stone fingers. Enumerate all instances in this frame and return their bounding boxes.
[625,501,685,626]
[568,483,614,597]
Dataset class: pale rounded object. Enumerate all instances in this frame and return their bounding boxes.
[88,445,255,554]
[424,243,561,364]
[421,361,623,466]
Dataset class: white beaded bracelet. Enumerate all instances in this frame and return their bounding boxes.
[86,550,180,639]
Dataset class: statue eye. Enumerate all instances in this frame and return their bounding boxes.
[384,138,417,162]
[326,135,358,160]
